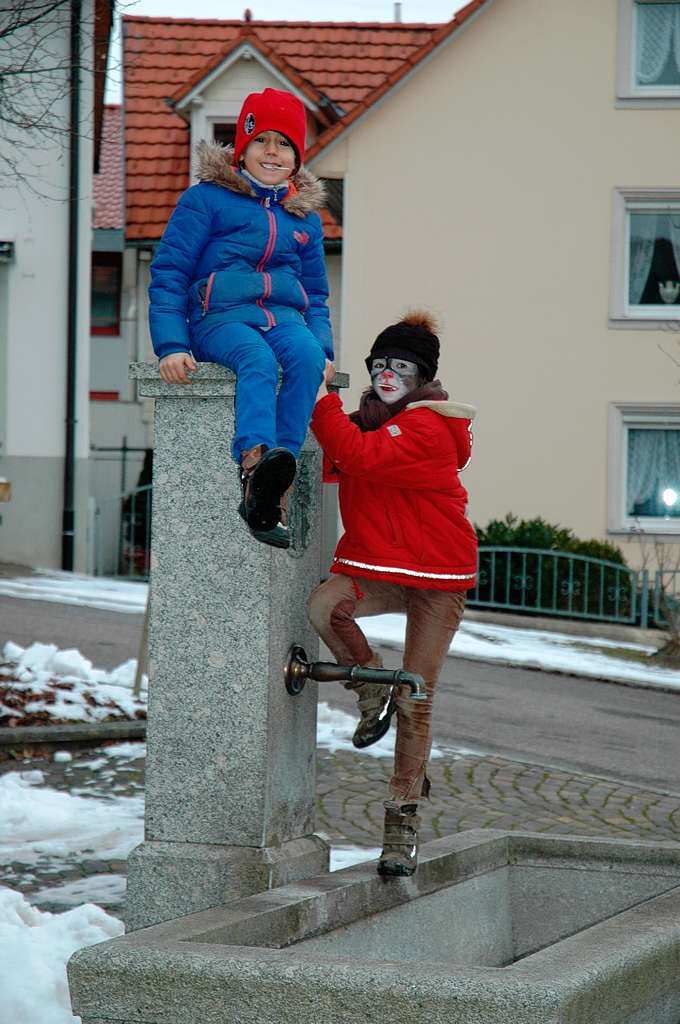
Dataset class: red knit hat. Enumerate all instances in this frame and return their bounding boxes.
[233,88,307,168]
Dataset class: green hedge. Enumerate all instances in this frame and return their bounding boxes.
[474,514,626,564]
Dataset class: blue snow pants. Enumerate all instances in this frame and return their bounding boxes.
[191,318,326,463]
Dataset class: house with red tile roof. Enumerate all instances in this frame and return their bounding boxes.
[93,1,680,576]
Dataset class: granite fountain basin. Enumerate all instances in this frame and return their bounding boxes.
[69,829,680,1024]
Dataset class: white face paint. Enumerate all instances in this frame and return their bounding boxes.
[370,357,421,405]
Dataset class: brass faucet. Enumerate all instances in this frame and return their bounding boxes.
[284,644,427,700]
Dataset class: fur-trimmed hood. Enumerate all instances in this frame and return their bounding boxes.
[196,141,326,218]
[407,399,477,420]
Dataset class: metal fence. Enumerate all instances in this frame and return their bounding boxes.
[88,484,152,579]
[467,547,651,627]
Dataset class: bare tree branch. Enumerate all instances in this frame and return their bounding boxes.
[0,0,121,196]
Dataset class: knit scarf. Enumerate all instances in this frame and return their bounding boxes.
[349,380,449,432]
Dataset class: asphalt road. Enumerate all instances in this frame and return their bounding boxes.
[2,593,679,794]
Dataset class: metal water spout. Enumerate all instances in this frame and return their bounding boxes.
[284,644,427,700]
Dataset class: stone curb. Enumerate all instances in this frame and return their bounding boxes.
[0,719,146,747]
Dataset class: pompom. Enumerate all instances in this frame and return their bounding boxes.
[400,309,439,336]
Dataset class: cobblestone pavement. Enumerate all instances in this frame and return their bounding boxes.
[3,741,680,913]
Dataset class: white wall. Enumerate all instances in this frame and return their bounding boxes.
[0,1,96,567]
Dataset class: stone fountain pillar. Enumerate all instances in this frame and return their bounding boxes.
[124,362,335,931]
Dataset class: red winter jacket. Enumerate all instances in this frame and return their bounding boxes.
[311,391,478,591]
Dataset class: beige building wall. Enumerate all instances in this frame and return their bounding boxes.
[314,0,680,556]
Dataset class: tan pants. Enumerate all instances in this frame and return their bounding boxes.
[308,574,466,802]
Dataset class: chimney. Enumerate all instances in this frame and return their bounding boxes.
[393,2,402,22]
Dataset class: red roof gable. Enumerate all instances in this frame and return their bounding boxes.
[123,17,443,241]
[94,104,123,231]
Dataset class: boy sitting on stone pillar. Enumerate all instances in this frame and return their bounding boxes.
[148,89,333,550]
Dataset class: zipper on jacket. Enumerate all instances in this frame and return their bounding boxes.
[256,199,278,328]
[202,272,216,317]
[298,281,309,313]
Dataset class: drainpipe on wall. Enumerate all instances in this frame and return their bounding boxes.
[62,0,81,570]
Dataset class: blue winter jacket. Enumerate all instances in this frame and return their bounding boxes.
[149,143,334,361]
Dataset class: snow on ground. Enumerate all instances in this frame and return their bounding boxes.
[360,614,680,692]
[0,770,144,867]
[329,846,381,871]
[0,885,123,1024]
[0,570,147,614]
[32,875,127,909]
[0,641,147,726]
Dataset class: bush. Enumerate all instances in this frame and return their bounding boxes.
[474,514,626,564]
[472,514,632,619]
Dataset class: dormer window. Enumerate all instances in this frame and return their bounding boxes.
[212,122,236,148]
[634,1,680,87]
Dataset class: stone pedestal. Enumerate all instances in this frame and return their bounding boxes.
[125,362,333,931]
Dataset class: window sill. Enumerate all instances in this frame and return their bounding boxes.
[616,94,680,109]
[609,523,680,537]
[609,315,680,330]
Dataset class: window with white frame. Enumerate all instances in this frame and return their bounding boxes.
[618,0,680,101]
[611,191,680,323]
[628,201,680,311]
[610,405,680,531]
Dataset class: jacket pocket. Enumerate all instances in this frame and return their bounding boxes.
[385,507,404,548]
[202,272,216,315]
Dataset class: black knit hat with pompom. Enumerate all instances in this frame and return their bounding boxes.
[365,310,440,383]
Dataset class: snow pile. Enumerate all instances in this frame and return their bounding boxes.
[0,885,123,1024]
[0,641,147,726]
[0,571,147,614]
[0,770,144,866]
[359,614,680,692]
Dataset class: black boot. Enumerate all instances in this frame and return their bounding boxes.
[377,801,420,877]
[351,684,396,748]
[239,446,296,534]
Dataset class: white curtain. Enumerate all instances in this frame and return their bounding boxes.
[629,213,658,305]
[668,211,680,285]
[628,428,680,512]
[636,3,680,84]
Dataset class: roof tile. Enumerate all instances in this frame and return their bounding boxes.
[93,104,123,230]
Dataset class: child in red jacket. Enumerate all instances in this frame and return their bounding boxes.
[308,311,477,877]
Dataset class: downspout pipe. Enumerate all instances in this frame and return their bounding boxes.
[62,0,81,570]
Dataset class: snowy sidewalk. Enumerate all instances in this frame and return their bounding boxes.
[0,569,678,693]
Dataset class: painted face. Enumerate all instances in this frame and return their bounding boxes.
[242,131,296,186]
[370,357,421,405]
